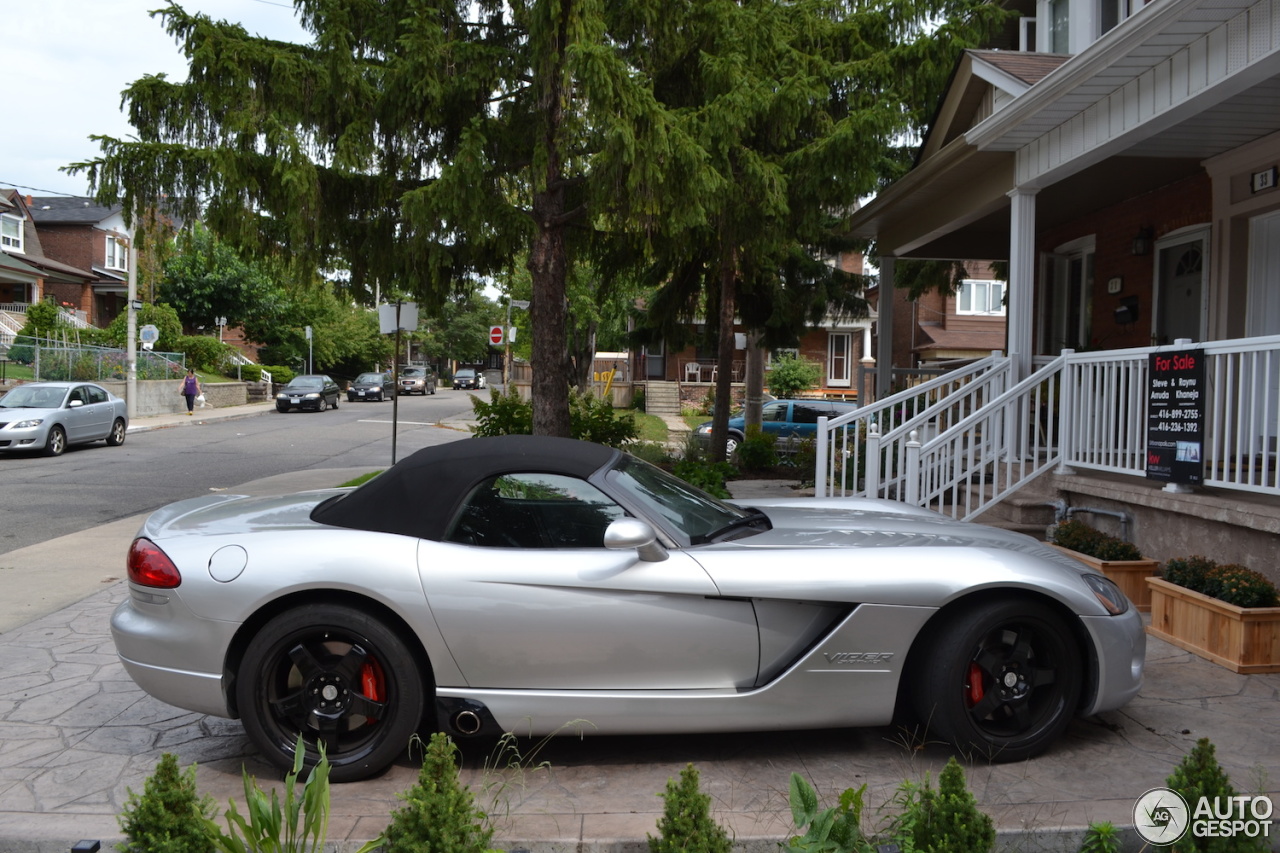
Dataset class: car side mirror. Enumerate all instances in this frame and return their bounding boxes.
[69,399,83,409]
[604,518,668,562]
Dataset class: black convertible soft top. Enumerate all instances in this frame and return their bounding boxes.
[310,434,620,541]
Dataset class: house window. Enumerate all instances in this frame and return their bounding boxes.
[105,235,129,271]
[1,214,23,252]
[957,280,1006,316]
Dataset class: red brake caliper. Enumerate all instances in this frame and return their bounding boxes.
[966,661,985,706]
[359,657,385,724]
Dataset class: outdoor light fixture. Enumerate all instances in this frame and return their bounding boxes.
[1131,226,1153,256]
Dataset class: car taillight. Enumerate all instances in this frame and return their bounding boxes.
[127,538,182,588]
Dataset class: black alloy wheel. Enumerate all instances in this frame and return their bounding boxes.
[236,604,428,782]
[914,599,1081,762]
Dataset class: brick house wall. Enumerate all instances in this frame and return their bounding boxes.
[1037,172,1211,352]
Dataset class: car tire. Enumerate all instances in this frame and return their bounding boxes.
[913,598,1081,762]
[317,398,328,412]
[44,425,67,457]
[277,405,289,413]
[724,433,743,455]
[235,604,429,783]
[106,418,127,446]
[332,395,339,409]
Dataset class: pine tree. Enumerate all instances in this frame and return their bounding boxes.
[117,752,216,853]
[73,0,1005,439]
[648,763,732,853]
[1165,738,1268,853]
[908,757,995,853]
[381,732,495,853]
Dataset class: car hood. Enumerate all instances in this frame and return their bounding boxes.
[0,405,63,419]
[734,500,1059,556]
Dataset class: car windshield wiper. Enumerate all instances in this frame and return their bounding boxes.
[697,507,772,544]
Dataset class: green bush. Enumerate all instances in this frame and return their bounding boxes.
[648,764,731,853]
[1162,555,1217,591]
[1163,738,1269,852]
[1049,519,1143,561]
[239,363,263,382]
[1203,564,1279,608]
[890,757,995,853]
[766,354,822,398]
[381,732,496,853]
[736,425,779,470]
[470,387,638,448]
[627,441,672,465]
[672,458,738,499]
[571,391,638,448]
[117,752,215,853]
[178,334,237,372]
[470,386,535,437]
[263,364,295,385]
[1161,556,1279,608]
[1078,821,1121,853]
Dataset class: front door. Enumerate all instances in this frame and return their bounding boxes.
[1247,210,1280,337]
[1154,232,1208,345]
[827,332,851,388]
[644,342,665,379]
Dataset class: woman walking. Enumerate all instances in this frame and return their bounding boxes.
[179,368,201,415]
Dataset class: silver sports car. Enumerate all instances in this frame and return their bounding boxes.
[0,381,128,456]
[111,435,1144,782]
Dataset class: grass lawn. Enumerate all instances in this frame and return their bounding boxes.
[632,411,669,442]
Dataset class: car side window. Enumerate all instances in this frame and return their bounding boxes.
[792,403,823,425]
[68,386,88,406]
[762,402,787,422]
[86,386,108,404]
[447,473,626,549]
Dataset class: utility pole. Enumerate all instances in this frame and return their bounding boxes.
[125,230,138,421]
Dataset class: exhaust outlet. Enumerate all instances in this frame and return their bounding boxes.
[452,709,482,735]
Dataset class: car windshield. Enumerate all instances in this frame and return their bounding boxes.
[356,373,384,383]
[289,378,323,390]
[456,369,474,378]
[403,368,424,377]
[606,455,762,546]
[0,386,65,408]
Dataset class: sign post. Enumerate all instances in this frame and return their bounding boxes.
[1146,342,1205,492]
[378,302,418,464]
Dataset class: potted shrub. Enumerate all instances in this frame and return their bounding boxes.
[1047,519,1159,612]
[1147,556,1280,673]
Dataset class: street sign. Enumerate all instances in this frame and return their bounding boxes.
[489,325,504,345]
[138,324,159,344]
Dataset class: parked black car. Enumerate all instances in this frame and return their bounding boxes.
[398,367,437,396]
[347,372,394,402]
[276,375,342,412]
[452,368,486,390]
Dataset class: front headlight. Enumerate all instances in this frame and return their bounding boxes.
[696,425,712,434]
[304,392,321,399]
[12,418,45,429]
[276,392,288,399]
[1083,574,1130,615]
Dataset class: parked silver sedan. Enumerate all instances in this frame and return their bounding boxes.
[111,435,1144,782]
[0,381,128,456]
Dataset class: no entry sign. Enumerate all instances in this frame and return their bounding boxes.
[489,325,504,345]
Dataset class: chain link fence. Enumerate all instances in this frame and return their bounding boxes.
[4,335,186,382]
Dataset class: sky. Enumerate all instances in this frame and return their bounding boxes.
[3,0,310,199]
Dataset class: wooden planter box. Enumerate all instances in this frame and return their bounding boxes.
[1048,544,1158,613]
[1146,577,1280,674]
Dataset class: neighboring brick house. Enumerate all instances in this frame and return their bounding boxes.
[0,191,97,323]
[633,250,876,400]
[27,196,134,327]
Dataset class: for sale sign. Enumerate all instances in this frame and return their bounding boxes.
[1146,347,1205,485]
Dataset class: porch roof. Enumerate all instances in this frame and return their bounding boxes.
[847,0,1280,260]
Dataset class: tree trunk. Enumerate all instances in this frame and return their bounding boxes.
[711,248,737,461]
[527,5,572,438]
[743,330,765,432]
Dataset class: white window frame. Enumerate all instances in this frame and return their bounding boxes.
[1,213,24,253]
[105,235,129,272]
[956,279,1006,316]
[827,332,852,388]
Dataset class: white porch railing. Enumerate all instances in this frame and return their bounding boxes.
[815,335,1280,518]
[815,352,1009,498]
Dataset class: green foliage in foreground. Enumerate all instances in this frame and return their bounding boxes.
[649,764,731,853]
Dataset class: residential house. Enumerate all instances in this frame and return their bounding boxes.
[835,0,1280,573]
[0,191,97,341]
[635,250,875,402]
[28,196,135,327]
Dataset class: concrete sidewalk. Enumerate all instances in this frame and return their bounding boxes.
[0,405,1277,852]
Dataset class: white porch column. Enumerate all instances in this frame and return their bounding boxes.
[1007,187,1038,384]
[875,256,895,401]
